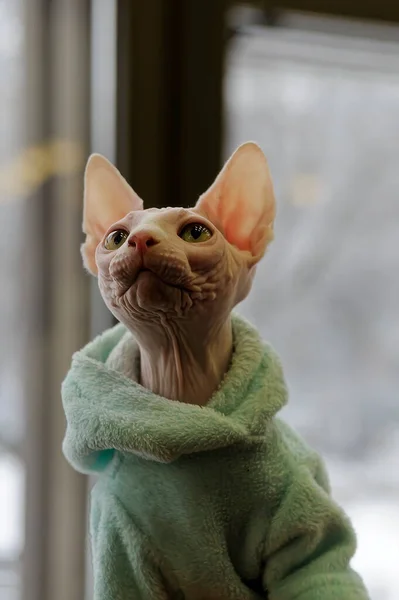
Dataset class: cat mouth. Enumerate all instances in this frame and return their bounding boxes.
[128,267,188,294]
[136,267,158,279]
[115,258,198,299]
[128,265,202,301]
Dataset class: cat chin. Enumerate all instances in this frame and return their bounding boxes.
[131,271,187,311]
[136,269,174,289]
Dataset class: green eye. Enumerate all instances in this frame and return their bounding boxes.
[179,223,212,243]
[104,229,128,250]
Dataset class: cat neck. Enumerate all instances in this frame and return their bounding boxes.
[131,316,233,406]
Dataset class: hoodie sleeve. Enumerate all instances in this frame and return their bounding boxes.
[90,485,169,600]
[261,426,370,600]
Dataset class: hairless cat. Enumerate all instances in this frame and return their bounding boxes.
[62,143,369,599]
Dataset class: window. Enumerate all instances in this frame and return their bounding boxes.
[227,16,399,599]
[2,3,398,599]
[0,1,26,598]
[1,2,91,600]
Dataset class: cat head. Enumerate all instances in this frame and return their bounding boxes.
[82,142,276,329]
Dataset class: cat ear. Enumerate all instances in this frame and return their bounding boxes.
[81,154,143,275]
[195,142,275,262]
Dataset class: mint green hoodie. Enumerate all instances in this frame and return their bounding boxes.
[62,315,369,600]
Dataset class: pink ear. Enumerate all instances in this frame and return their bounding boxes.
[195,142,275,262]
[82,154,143,274]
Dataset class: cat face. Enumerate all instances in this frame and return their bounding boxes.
[82,143,276,327]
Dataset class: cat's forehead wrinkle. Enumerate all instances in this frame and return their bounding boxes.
[155,207,188,220]
[123,207,190,229]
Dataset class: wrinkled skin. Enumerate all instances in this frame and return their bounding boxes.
[82,143,276,405]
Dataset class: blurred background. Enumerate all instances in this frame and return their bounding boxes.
[0,1,398,599]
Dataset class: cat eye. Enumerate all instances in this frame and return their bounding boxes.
[104,229,128,250]
[179,223,212,243]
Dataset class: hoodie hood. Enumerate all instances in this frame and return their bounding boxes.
[62,314,288,473]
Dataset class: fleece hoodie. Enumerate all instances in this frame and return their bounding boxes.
[62,314,369,600]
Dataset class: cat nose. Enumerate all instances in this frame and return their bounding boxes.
[127,229,160,252]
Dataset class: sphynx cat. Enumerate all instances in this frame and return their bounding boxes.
[82,142,275,405]
[62,142,369,600]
